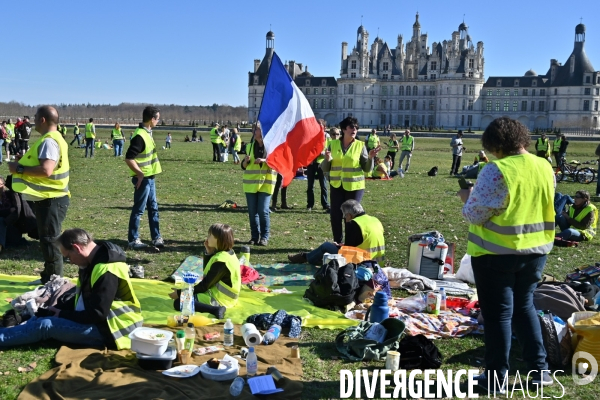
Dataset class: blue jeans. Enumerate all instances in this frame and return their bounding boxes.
[70,134,81,146]
[85,138,94,157]
[0,316,105,348]
[306,242,339,265]
[245,192,271,241]
[233,150,240,163]
[554,192,574,214]
[128,177,161,242]
[555,214,584,241]
[471,254,548,379]
[113,139,124,156]
[306,162,329,209]
[0,139,4,162]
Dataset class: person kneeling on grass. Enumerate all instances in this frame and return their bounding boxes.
[169,223,241,319]
[287,199,385,265]
[0,228,143,350]
[556,190,597,242]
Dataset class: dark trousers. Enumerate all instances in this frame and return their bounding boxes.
[19,139,29,154]
[272,174,288,207]
[451,154,462,174]
[386,151,397,168]
[211,143,220,161]
[329,185,364,243]
[471,253,548,379]
[31,196,70,283]
[85,138,94,157]
[306,162,329,209]
[70,134,81,146]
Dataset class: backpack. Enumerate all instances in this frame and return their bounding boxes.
[538,311,572,369]
[398,334,443,369]
[533,283,586,321]
[566,264,600,287]
[335,318,406,361]
[427,166,438,176]
[304,259,359,309]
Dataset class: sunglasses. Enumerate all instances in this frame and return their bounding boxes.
[574,195,584,199]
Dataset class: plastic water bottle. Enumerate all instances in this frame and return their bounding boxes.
[262,324,281,345]
[184,323,195,353]
[368,292,389,323]
[180,272,199,318]
[240,246,251,265]
[246,347,258,377]
[439,288,447,311]
[224,318,234,346]
[230,376,245,397]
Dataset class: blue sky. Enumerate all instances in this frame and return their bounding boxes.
[1,0,598,107]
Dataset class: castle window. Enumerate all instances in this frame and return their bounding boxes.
[382,86,388,95]
[348,99,353,109]
[540,89,546,96]
[596,101,599,112]
[413,86,418,95]
[487,89,492,96]
[513,101,517,112]
[349,84,354,94]
[322,79,327,86]
[469,85,475,96]
[531,101,535,111]
[350,72,356,78]
[405,100,410,110]
[254,77,259,84]
[306,80,310,86]
[486,100,492,111]
[532,89,536,96]
[322,99,327,108]
[330,99,335,108]
[423,86,427,96]
[468,59,474,69]
[382,62,389,71]
[430,86,435,96]
[523,89,528,96]
[583,100,590,111]
[522,101,527,111]
[462,99,466,110]
[398,100,404,110]
[539,101,545,111]
[555,88,558,95]
[553,100,556,111]
[532,80,537,87]
[514,89,518,96]
[408,69,413,78]
[430,74,436,79]
[504,89,510,96]
[351,60,357,69]
[461,115,465,125]
[313,99,318,108]
[496,79,502,86]
[406,86,411,96]
[596,88,599,95]
[330,88,336,95]
[468,100,473,110]
[468,72,474,78]
[514,80,519,87]
[496,89,501,96]
[584,88,591,95]
[504,101,509,112]
[399,86,404,96]
[322,88,327,95]
[422,100,426,110]
[429,100,435,110]
[382,74,388,80]
[306,88,310,95]
[431,61,437,70]
[412,100,417,109]
[495,101,500,111]
[314,88,318,95]
[586,76,591,84]
[381,100,387,109]
[463,85,467,95]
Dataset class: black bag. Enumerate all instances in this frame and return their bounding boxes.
[398,334,443,369]
[335,318,406,361]
[304,260,359,309]
[538,311,572,369]
[427,166,438,176]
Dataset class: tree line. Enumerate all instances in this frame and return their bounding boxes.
[0,101,249,126]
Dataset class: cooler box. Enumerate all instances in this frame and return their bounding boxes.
[407,241,448,280]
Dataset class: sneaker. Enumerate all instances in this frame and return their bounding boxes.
[151,237,165,248]
[530,370,553,386]
[474,373,506,395]
[307,207,312,211]
[288,252,307,264]
[246,239,258,245]
[324,207,331,214]
[128,238,148,250]
[129,264,145,279]
[27,279,42,286]
[257,239,268,246]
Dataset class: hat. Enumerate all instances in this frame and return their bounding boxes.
[215,123,220,126]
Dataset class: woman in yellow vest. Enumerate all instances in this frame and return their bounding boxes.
[241,122,276,246]
[169,224,241,319]
[111,122,125,157]
[321,117,380,243]
[385,133,399,169]
[458,117,555,390]
[371,157,390,179]
[556,190,597,242]
[231,128,242,164]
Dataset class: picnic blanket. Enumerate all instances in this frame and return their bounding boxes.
[396,310,483,339]
[18,323,302,400]
[171,256,316,287]
[0,274,357,329]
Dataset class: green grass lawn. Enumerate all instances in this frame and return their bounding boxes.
[0,128,598,399]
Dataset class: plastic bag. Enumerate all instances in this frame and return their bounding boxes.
[455,254,476,284]
[395,292,427,313]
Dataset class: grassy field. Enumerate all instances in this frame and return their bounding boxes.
[0,127,599,399]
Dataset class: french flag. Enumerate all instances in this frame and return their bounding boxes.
[259,52,325,187]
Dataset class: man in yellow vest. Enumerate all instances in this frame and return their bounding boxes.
[8,106,70,285]
[556,190,597,242]
[287,199,385,264]
[70,122,81,147]
[0,228,143,350]
[85,118,95,158]
[535,133,549,159]
[124,106,164,250]
[397,129,414,174]
[210,123,221,162]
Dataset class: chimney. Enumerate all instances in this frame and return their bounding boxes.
[298,63,303,72]
[342,42,348,61]
[254,59,260,72]
[289,61,296,78]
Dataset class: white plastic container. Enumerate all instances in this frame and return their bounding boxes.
[129,327,173,356]
[407,241,448,279]
[200,354,240,381]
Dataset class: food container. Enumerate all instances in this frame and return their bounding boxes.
[129,327,173,356]
[137,345,177,370]
[199,354,239,381]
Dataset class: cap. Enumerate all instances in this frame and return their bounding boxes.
[176,330,185,338]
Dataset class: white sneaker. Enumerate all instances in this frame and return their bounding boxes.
[398,169,405,178]
[128,238,148,249]
[151,237,165,248]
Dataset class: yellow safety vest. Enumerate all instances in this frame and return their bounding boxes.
[234,134,242,152]
[367,134,380,149]
[467,153,555,257]
[12,131,70,199]
[76,262,143,350]
[553,139,562,152]
[536,138,549,152]
[353,214,386,262]
[242,142,277,194]
[388,139,399,153]
[74,126,80,135]
[401,135,414,151]
[85,122,95,139]
[569,203,598,241]
[203,251,242,308]
[112,128,123,140]
[210,128,222,144]
[372,161,389,179]
[129,128,162,177]
[329,139,366,191]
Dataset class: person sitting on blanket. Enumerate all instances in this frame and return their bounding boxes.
[169,223,241,319]
[555,190,597,242]
[287,199,385,265]
[0,228,143,350]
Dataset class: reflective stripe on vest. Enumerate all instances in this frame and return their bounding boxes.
[569,203,598,240]
[85,122,95,138]
[204,251,242,308]
[81,261,143,350]
[467,153,555,257]
[242,142,277,194]
[329,140,365,190]
[401,136,414,151]
[553,139,562,152]
[112,128,123,140]
[12,131,70,199]
[353,214,386,262]
[130,128,162,177]
[537,138,549,151]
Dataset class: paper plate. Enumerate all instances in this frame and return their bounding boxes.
[199,362,239,381]
[162,365,201,378]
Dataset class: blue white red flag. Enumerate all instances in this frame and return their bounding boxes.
[259,52,324,187]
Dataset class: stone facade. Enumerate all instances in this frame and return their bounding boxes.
[249,18,599,131]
